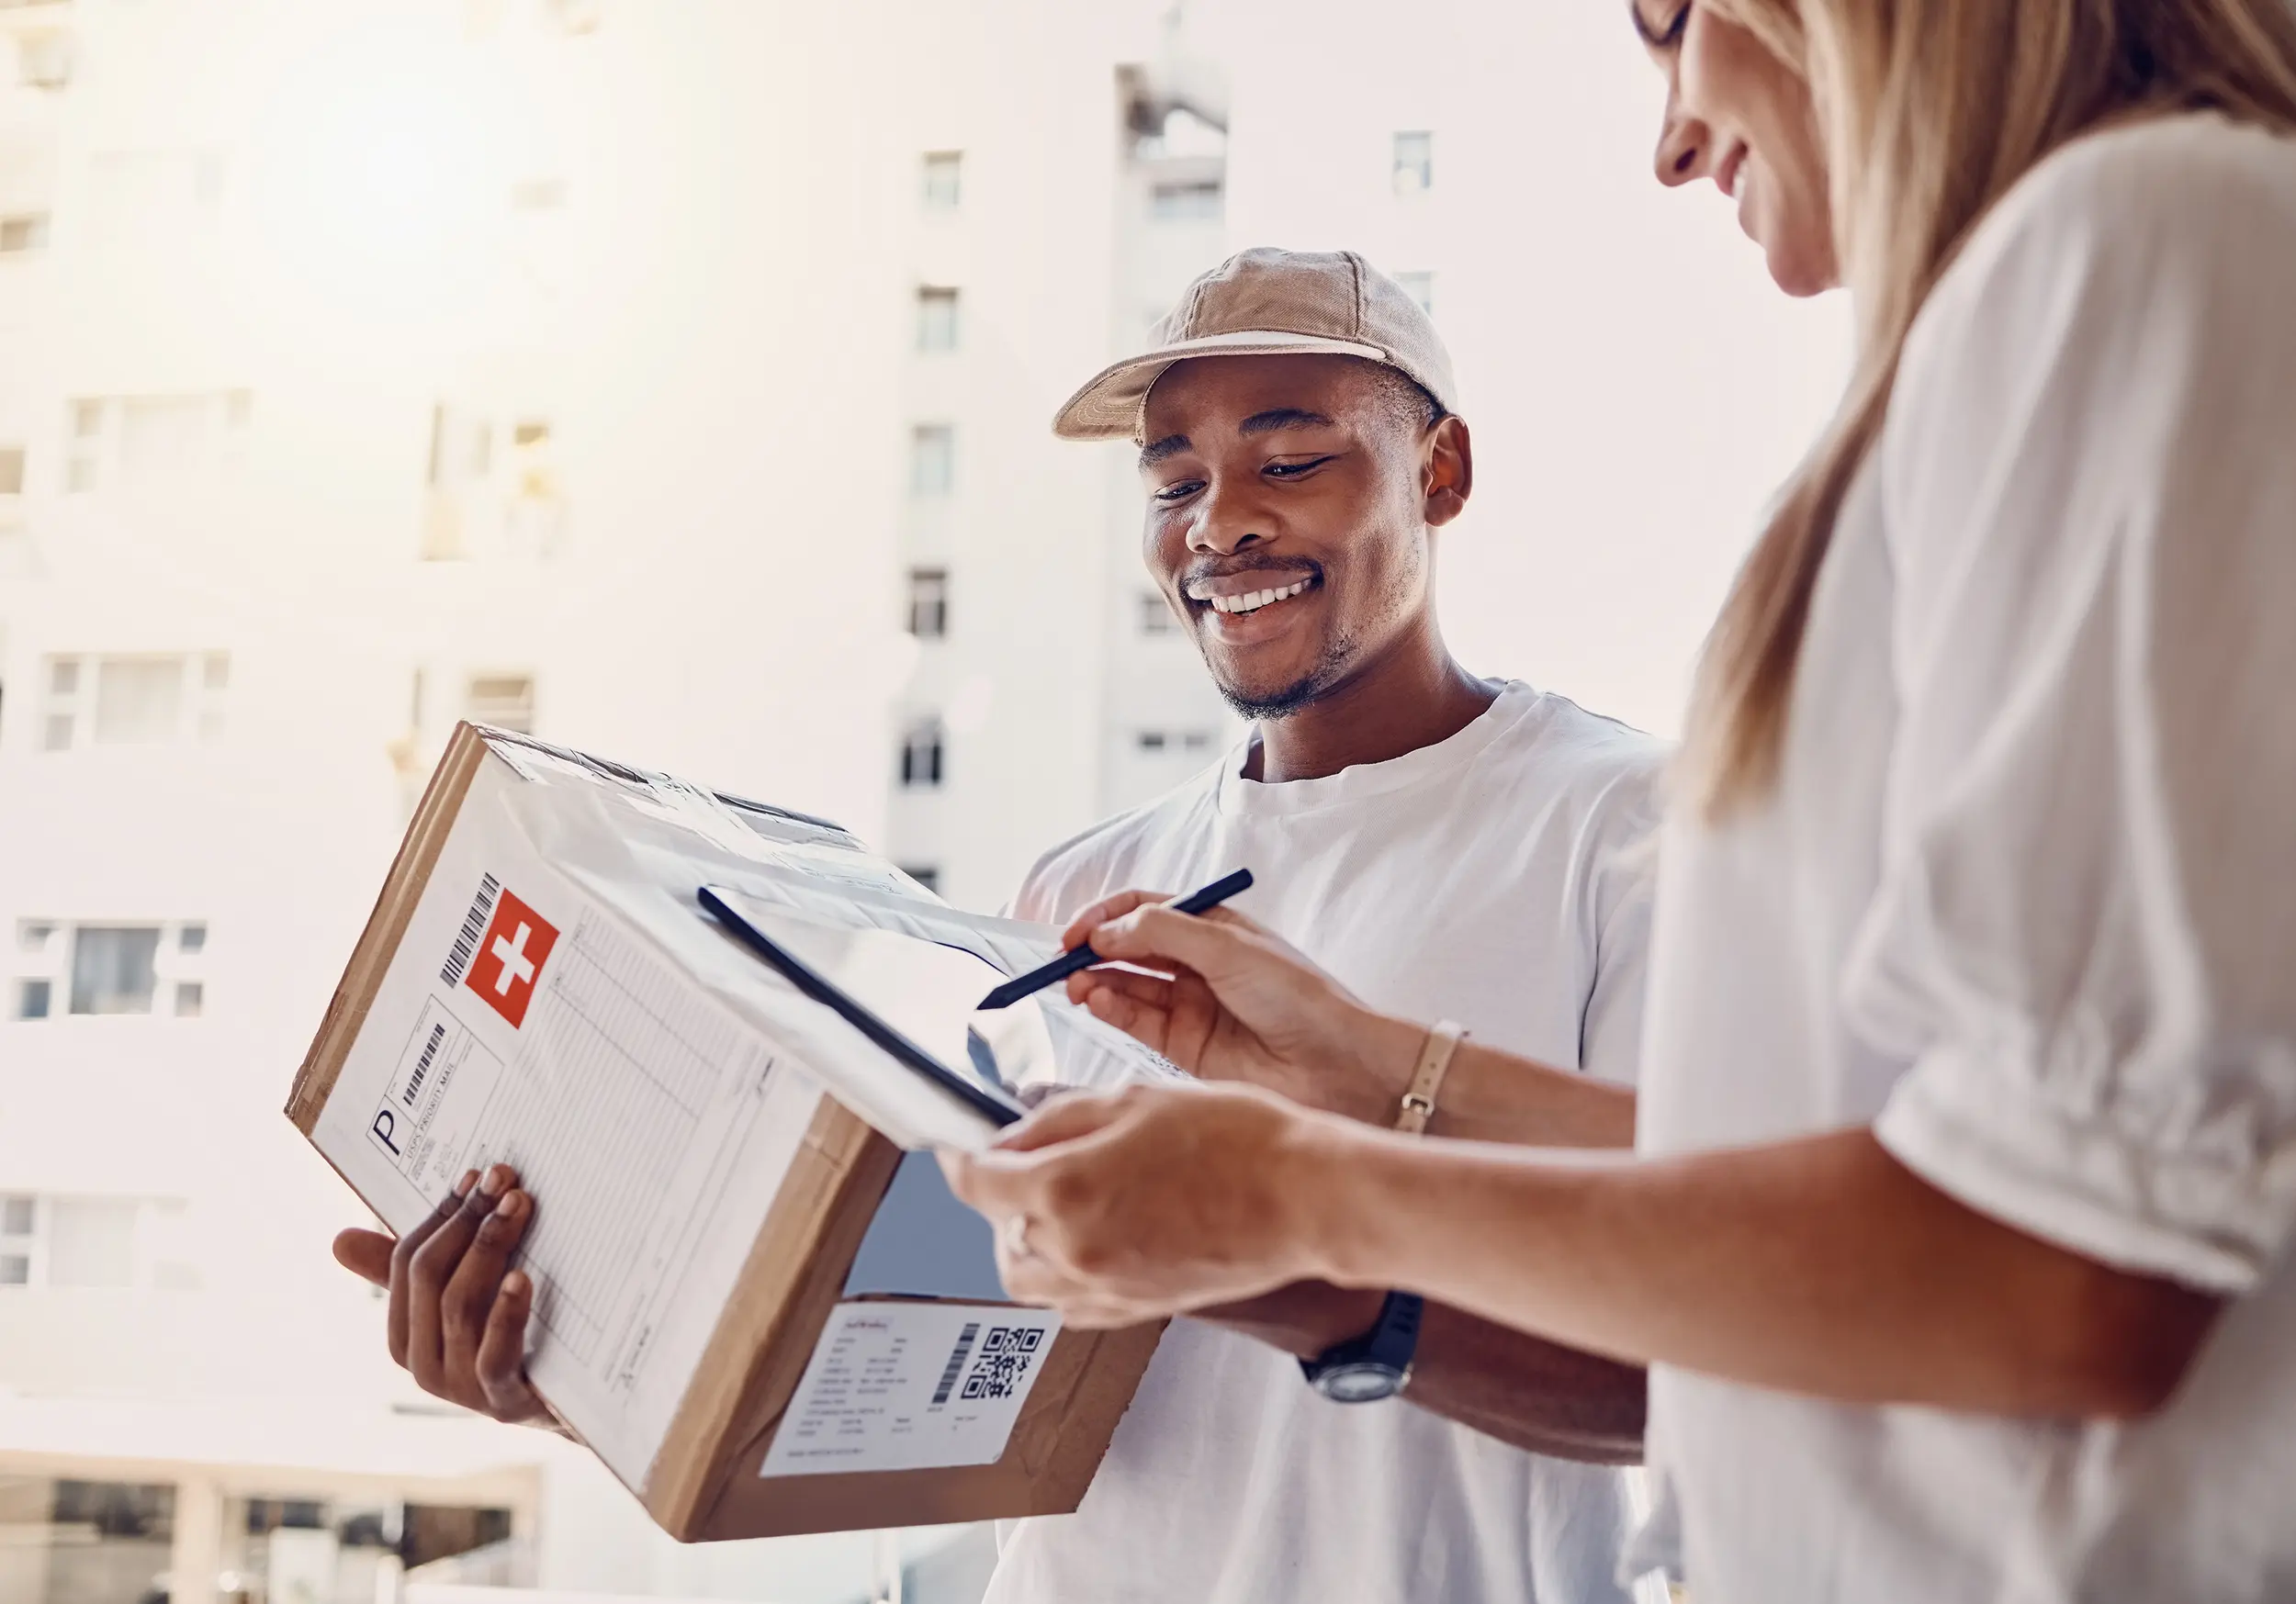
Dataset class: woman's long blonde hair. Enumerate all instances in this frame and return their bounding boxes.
[1686,0,2296,817]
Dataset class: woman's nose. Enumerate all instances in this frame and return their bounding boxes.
[1654,104,1708,188]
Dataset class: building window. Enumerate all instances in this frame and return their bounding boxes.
[900,865,941,893]
[910,424,955,496]
[921,151,962,210]
[1393,130,1434,195]
[1138,591,1178,635]
[0,214,47,253]
[70,928,162,1015]
[916,286,960,353]
[1395,271,1435,316]
[94,660,184,746]
[1137,729,1217,755]
[0,1482,174,1604]
[10,919,208,1021]
[428,404,492,490]
[1148,180,1222,222]
[86,149,231,248]
[906,566,950,638]
[899,718,945,788]
[17,29,73,90]
[0,1197,28,1284]
[466,674,536,735]
[545,0,604,34]
[40,653,229,751]
[508,176,567,212]
[66,391,251,493]
[13,936,51,1019]
[0,1198,194,1290]
[421,404,568,564]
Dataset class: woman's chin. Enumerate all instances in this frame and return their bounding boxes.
[1763,236,1842,298]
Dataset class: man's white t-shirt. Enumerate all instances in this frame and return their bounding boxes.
[986,679,1665,1604]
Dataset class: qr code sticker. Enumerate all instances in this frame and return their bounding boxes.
[960,1324,1045,1401]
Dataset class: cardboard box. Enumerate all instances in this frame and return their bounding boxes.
[288,724,1164,1540]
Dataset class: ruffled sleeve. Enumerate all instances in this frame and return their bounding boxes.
[1847,120,2296,1295]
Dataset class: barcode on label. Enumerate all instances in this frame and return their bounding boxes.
[440,873,502,989]
[961,1325,1046,1402]
[404,1020,446,1107]
[931,1321,982,1406]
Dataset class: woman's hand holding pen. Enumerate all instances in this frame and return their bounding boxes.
[950,893,1413,1324]
[1052,890,1423,1126]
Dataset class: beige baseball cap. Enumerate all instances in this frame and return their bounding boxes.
[1052,247,1459,443]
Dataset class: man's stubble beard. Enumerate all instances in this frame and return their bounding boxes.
[1195,521,1427,722]
[1205,626,1359,721]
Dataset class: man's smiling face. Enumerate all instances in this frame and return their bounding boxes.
[1138,353,1467,718]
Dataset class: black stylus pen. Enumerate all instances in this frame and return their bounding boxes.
[975,868,1255,1011]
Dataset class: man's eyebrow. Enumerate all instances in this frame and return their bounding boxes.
[1237,408,1337,437]
[1140,433,1190,467]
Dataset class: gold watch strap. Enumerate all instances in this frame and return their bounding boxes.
[1395,1020,1468,1136]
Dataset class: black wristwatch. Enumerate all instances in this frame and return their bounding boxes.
[1299,1291,1424,1403]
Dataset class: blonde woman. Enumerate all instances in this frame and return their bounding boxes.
[944,2,2296,1598]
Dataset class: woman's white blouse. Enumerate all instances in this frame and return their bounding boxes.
[1634,115,2296,1603]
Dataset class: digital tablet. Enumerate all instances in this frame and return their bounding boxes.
[698,885,1033,1127]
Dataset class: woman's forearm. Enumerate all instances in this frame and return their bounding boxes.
[1326,1007,1638,1148]
[1298,1121,2222,1418]
[1428,1037,1638,1147]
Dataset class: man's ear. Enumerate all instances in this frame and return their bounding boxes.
[1423,415,1473,528]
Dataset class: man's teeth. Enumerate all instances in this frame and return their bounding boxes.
[1210,578,1312,615]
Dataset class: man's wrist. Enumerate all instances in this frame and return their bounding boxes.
[1202,1281,1385,1358]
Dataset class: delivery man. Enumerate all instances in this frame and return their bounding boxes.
[334,249,1665,1604]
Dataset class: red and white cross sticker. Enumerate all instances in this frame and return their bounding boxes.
[465,889,558,1029]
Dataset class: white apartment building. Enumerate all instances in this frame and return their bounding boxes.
[873,10,1243,907]
[0,1,1212,1600]
[0,1,1845,1601]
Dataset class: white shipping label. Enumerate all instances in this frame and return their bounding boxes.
[760,1302,1062,1478]
[364,993,505,1197]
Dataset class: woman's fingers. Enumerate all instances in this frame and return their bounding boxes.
[440,1188,534,1397]
[388,1172,476,1367]
[938,1094,1126,1223]
[475,1269,547,1422]
[333,1227,395,1288]
[996,1251,1146,1329]
[993,1088,1133,1154]
[950,1082,1330,1324]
